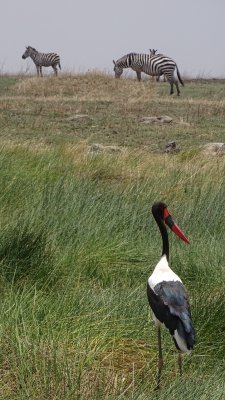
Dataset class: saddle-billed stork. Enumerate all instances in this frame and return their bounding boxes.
[147,201,195,389]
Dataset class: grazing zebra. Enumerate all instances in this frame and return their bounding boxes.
[113,53,143,81]
[113,52,184,95]
[113,52,162,81]
[22,46,61,77]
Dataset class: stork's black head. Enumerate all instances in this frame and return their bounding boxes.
[152,201,167,221]
[152,201,190,244]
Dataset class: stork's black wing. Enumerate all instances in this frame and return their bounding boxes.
[147,281,195,350]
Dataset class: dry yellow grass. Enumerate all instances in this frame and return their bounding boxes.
[0,72,224,153]
[13,73,157,103]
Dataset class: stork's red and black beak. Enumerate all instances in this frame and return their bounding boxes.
[163,207,190,244]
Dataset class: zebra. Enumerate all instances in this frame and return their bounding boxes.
[149,49,166,82]
[113,52,163,81]
[113,53,143,81]
[22,46,61,77]
[113,52,184,95]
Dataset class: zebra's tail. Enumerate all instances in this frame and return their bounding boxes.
[176,65,184,86]
[58,61,61,70]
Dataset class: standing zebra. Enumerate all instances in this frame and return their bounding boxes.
[22,46,61,77]
[149,49,166,82]
[113,52,184,95]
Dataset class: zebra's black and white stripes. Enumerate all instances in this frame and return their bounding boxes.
[149,49,166,82]
[22,46,61,77]
[113,52,184,95]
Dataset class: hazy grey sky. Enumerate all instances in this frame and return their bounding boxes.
[1,0,225,77]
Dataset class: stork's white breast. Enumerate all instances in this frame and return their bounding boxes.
[148,255,182,290]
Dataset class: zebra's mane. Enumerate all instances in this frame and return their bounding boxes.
[117,52,137,63]
[126,52,138,57]
[27,46,38,53]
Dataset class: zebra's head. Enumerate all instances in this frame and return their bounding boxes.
[113,60,123,78]
[22,46,37,59]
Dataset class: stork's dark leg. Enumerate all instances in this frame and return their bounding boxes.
[156,326,163,390]
[178,352,182,376]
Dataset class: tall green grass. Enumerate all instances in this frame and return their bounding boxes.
[0,145,225,399]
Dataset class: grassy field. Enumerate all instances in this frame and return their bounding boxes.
[0,73,225,399]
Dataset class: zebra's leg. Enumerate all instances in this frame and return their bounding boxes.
[36,66,40,77]
[169,80,174,95]
[40,66,43,77]
[174,80,180,96]
[52,66,58,76]
[136,71,141,81]
[169,77,180,96]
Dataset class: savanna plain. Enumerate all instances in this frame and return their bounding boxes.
[0,73,225,399]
